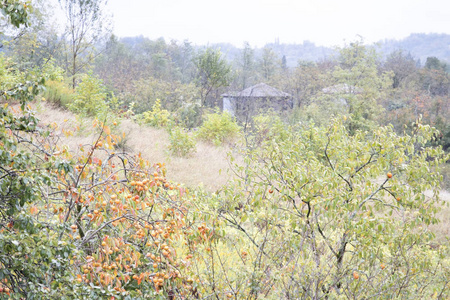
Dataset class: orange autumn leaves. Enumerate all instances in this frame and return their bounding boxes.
[38,121,198,296]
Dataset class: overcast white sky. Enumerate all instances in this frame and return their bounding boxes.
[103,0,449,47]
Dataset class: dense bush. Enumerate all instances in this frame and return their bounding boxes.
[175,102,202,129]
[124,77,200,114]
[139,99,173,128]
[196,111,241,146]
[250,113,290,145]
[70,73,108,117]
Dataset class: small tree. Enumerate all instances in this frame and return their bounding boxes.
[58,0,111,88]
[258,46,280,82]
[70,72,108,116]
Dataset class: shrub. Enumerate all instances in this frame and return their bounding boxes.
[139,99,173,128]
[70,73,108,117]
[168,126,196,157]
[175,102,202,129]
[251,113,289,145]
[441,162,450,190]
[196,111,241,146]
[42,80,74,108]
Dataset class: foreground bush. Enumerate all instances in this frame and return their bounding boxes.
[0,38,199,299]
[0,109,201,298]
[189,118,450,299]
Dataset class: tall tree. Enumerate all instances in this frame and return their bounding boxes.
[236,41,255,90]
[383,50,417,89]
[420,57,449,96]
[58,0,111,88]
[194,47,232,107]
[95,35,144,93]
[332,40,393,132]
[258,46,280,82]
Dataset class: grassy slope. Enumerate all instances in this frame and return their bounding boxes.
[33,102,450,243]
[34,102,234,191]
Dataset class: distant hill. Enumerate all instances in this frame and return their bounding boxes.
[197,33,450,68]
[118,33,450,68]
[376,33,450,66]
[209,41,336,68]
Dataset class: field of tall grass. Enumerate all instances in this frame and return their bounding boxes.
[34,102,235,191]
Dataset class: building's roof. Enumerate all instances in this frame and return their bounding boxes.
[222,83,291,98]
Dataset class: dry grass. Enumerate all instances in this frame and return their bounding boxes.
[33,102,234,191]
[121,118,234,190]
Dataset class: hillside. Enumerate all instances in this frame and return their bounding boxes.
[2,1,450,298]
[377,33,450,65]
[33,102,450,240]
[34,102,234,191]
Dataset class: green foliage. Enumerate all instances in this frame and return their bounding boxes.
[440,163,450,190]
[175,102,202,129]
[42,80,74,108]
[302,40,394,133]
[186,118,450,299]
[332,40,394,133]
[139,99,173,128]
[0,28,66,296]
[194,47,232,106]
[0,227,76,298]
[41,60,65,82]
[126,77,200,114]
[168,126,196,157]
[196,111,241,146]
[250,113,289,145]
[425,56,447,71]
[0,0,31,28]
[70,72,107,117]
[259,46,280,82]
[0,55,18,88]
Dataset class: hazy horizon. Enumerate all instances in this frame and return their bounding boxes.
[105,0,450,48]
[46,0,450,48]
